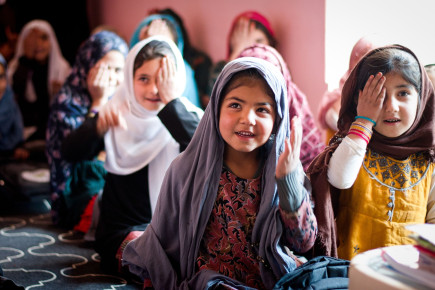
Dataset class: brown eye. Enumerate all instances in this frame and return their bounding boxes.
[398,90,410,97]
[40,33,49,41]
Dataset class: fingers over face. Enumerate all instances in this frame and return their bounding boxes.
[363,72,386,99]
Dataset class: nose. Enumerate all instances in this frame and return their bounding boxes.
[150,81,159,96]
[383,95,399,113]
[240,109,256,125]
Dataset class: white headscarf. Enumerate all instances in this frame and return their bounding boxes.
[7,19,71,100]
[104,35,202,213]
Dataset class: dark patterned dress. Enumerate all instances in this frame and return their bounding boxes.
[197,167,317,289]
[46,31,128,226]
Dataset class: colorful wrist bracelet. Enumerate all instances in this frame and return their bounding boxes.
[351,122,373,138]
[353,121,373,133]
[348,131,370,145]
[355,116,376,127]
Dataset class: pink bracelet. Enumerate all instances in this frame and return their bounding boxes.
[348,131,369,145]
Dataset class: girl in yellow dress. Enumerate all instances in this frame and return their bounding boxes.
[308,44,435,260]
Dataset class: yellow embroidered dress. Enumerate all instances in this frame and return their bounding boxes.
[336,148,434,260]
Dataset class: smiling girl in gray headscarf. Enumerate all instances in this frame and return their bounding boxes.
[123,57,317,289]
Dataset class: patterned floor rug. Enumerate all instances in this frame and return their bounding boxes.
[0,210,142,289]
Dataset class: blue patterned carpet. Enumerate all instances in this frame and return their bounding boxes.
[0,201,142,289]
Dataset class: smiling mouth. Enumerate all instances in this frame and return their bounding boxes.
[384,118,400,123]
[145,98,161,102]
[236,131,254,137]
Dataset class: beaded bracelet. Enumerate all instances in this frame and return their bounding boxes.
[355,116,376,127]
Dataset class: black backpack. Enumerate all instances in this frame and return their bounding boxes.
[274,256,350,290]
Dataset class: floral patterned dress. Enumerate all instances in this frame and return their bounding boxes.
[46,31,127,225]
[197,167,317,289]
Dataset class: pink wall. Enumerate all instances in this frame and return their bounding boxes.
[91,0,326,119]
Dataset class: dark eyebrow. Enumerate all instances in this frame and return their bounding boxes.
[224,96,274,106]
[136,73,150,78]
[224,96,245,103]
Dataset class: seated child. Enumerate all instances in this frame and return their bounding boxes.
[61,36,203,274]
[8,20,70,142]
[123,57,317,289]
[46,30,128,229]
[308,45,435,260]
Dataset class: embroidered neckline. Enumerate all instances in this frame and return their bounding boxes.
[362,150,430,192]
[362,149,430,221]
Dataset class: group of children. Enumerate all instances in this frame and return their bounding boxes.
[0,7,434,289]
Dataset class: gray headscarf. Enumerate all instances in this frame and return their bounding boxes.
[123,57,295,289]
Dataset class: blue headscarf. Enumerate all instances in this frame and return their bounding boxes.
[123,57,295,289]
[130,14,200,108]
[46,31,128,223]
[0,53,24,151]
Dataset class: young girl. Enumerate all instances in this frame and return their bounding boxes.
[238,44,325,171]
[206,11,277,107]
[122,57,317,289]
[130,13,201,108]
[46,30,128,229]
[307,45,435,260]
[8,20,70,142]
[61,35,203,274]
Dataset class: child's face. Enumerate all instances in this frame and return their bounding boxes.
[0,64,6,100]
[375,72,418,138]
[133,57,164,111]
[29,28,51,62]
[87,50,125,89]
[219,80,276,156]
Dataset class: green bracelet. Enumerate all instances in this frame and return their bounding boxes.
[355,116,376,127]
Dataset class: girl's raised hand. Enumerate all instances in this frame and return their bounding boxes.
[229,18,256,60]
[356,72,386,127]
[276,116,302,179]
[96,101,127,136]
[157,56,181,104]
[139,19,173,41]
